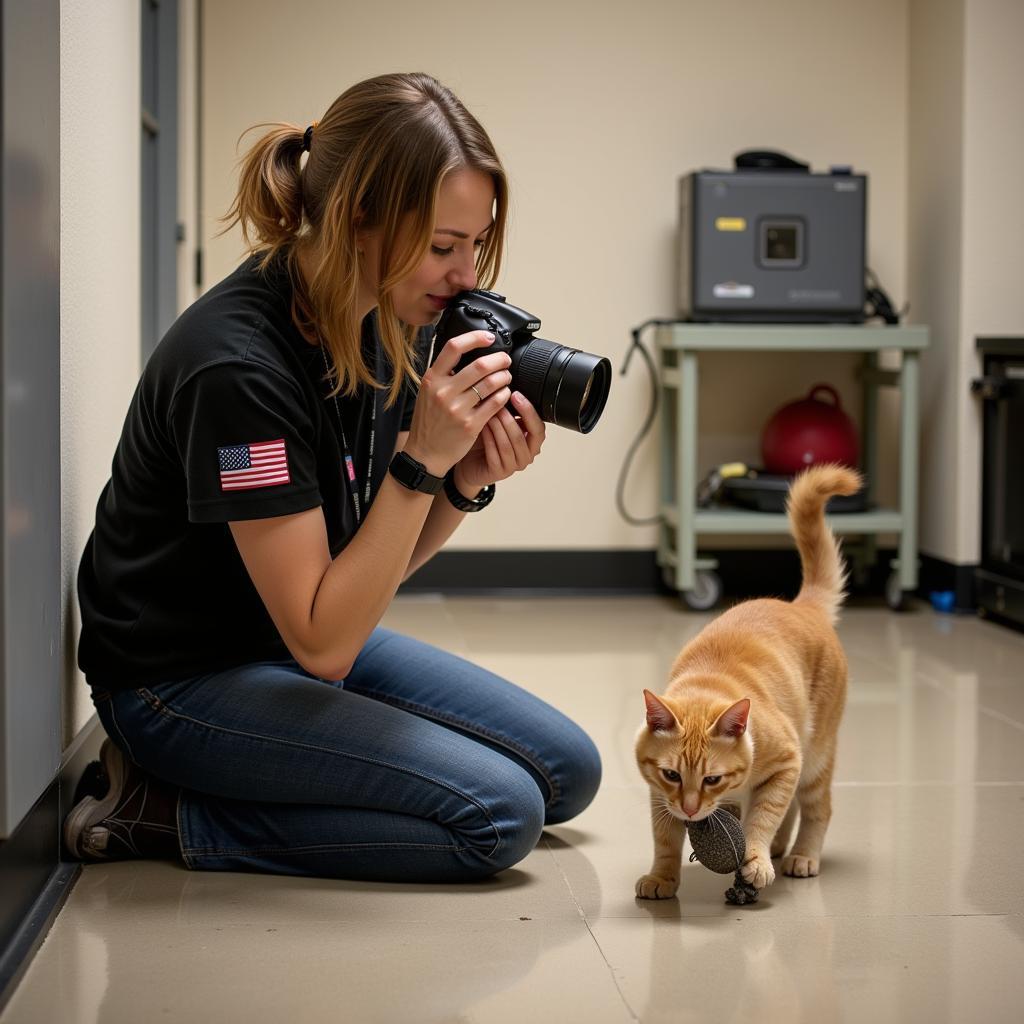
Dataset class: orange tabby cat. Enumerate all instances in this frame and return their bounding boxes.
[635,463,861,899]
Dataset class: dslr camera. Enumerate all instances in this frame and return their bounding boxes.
[430,289,611,434]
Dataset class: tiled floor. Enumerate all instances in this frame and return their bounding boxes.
[5,595,1024,1023]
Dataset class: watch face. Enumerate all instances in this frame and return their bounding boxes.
[399,452,424,487]
[391,452,442,494]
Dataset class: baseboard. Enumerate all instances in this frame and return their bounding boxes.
[0,715,105,1013]
[398,547,899,600]
[400,549,663,595]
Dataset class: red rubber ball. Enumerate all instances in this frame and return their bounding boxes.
[761,384,859,475]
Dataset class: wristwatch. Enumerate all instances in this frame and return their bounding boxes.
[444,469,496,512]
[388,451,445,495]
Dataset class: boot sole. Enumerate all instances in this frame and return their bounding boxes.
[63,739,129,859]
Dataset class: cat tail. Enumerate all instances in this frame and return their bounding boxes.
[787,463,863,624]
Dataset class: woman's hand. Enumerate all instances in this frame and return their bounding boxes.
[453,391,546,495]
[403,331,512,475]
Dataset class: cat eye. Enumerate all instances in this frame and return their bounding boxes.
[703,775,722,786]
[661,769,682,783]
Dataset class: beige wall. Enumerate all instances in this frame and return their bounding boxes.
[55,0,1021,748]
[177,0,202,314]
[908,0,965,567]
[202,0,910,550]
[908,0,1024,566]
[59,0,142,742]
[959,0,1024,561]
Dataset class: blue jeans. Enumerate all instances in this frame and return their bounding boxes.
[90,627,601,883]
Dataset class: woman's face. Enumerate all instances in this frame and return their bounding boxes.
[359,168,496,326]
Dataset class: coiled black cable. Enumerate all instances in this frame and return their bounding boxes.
[616,319,679,525]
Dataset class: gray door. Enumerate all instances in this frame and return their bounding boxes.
[141,0,179,361]
[0,0,62,837]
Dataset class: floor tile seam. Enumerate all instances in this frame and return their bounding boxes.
[604,780,1024,789]
[588,911,1021,922]
[58,899,1016,925]
[593,774,1024,782]
[43,914,599,931]
[912,668,1024,730]
[977,705,1024,733]
[542,838,641,1022]
[92,915,601,927]
[833,780,1024,787]
[847,680,1019,695]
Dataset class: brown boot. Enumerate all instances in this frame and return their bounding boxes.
[64,739,182,862]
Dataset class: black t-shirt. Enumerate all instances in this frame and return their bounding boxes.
[77,254,428,690]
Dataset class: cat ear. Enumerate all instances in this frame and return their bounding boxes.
[643,690,678,733]
[714,698,750,738]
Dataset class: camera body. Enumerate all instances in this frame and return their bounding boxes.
[434,289,540,372]
[431,289,611,434]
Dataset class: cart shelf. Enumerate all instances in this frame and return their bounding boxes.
[662,507,906,534]
[655,322,929,610]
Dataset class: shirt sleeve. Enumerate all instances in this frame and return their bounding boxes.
[169,359,323,523]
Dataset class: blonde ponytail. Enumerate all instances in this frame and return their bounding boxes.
[220,123,306,264]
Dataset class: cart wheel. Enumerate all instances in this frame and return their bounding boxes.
[683,570,722,611]
[885,572,908,612]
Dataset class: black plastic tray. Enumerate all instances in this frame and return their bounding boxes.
[722,472,868,514]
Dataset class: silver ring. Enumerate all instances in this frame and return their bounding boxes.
[470,384,483,403]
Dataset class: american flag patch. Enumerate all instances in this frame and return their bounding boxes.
[217,439,290,491]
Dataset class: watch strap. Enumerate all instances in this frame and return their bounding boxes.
[388,451,445,495]
[443,469,496,512]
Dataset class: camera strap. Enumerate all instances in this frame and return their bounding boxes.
[320,343,376,525]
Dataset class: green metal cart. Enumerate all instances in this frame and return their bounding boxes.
[655,323,930,610]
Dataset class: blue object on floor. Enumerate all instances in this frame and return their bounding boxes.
[929,590,956,613]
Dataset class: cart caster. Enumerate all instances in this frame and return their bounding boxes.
[682,570,722,611]
[885,572,910,612]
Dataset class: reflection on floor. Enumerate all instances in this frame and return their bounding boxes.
[5,596,1024,1023]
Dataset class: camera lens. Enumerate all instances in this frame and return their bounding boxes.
[512,339,611,433]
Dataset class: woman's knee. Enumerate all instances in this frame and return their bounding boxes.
[545,726,602,826]
[461,765,546,879]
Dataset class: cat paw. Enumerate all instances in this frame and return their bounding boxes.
[740,850,775,889]
[635,874,679,900]
[781,854,819,878]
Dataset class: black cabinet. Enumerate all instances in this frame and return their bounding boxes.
[973,337,1024,628]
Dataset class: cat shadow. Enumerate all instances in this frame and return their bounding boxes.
[635,853,779,917]
[634,871,847,1020]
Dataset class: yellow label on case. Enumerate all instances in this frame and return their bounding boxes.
[715,217,747,232]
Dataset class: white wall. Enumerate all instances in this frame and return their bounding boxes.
[202,0,910,550]
[59,1,141,742]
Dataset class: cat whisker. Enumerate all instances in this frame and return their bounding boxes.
[653,803,676,828]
